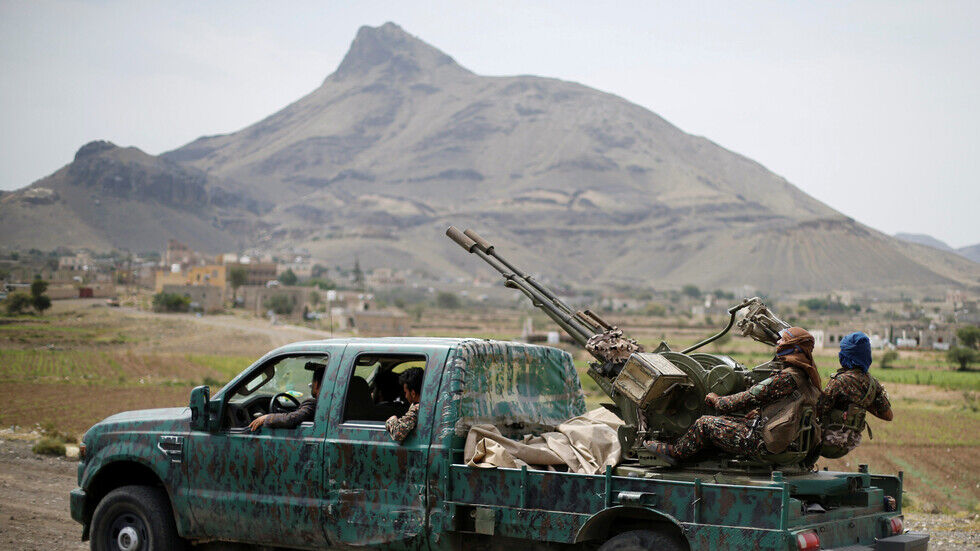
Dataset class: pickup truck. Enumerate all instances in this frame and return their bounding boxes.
[71,337,925,550]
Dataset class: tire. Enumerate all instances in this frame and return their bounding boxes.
[598,529,685,551]
[90,485,185,551]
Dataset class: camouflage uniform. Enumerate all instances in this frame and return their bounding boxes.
[664,370,801,459]
[385,402,420,443]
[265,398,316,429]
[817,368,890,453]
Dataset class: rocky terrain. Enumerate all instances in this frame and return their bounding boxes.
[2,22,977,293]
[0,141,265,252]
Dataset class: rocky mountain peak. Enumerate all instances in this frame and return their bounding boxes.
[74,140,118,161]
[330,22,469,81]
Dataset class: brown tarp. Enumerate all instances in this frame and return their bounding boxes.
[463,408,624,474]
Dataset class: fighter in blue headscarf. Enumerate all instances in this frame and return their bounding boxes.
[838,331,873,372]
[817,331,893,458]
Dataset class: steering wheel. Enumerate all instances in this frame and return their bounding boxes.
[270,392,301,414]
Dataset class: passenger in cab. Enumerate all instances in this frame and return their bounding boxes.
[818,332,892,458]
[249,362,325,431]
[385,367,423,443]
[643,327,822,465]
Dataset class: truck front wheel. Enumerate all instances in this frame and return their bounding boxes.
[598,529,684,551]
[90,485,185,551]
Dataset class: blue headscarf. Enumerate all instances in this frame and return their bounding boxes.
[839,332,872,372]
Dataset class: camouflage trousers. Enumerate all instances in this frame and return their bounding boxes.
[671,415,765,459]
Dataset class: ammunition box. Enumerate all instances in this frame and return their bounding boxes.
[613,353,689,408]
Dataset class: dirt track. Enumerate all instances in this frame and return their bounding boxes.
[0,439,977,550]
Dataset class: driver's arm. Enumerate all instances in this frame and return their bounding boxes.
[250,399,316,431]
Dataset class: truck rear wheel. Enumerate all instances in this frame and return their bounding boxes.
[90,485,185,551]
[598,529,684,551]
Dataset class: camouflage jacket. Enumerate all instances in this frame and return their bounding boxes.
[714,370,799,416]
[817,368,890,419]
[386,402,420,443]
[265,398,316,429]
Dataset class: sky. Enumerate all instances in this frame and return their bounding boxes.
[1,1,977,247]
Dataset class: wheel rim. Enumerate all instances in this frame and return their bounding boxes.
[106,512,147,551]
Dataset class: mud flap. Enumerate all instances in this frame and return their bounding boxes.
[875,532,929,550]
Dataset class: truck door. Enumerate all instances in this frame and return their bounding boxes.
[323,343,447,547]
[181,350,336,548]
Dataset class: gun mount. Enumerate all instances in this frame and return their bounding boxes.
[447,226,811,471]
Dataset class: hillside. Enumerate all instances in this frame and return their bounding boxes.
[0,141,264,252]
[2,23,977,293]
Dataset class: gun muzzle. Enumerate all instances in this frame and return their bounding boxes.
[446,226,478,252]
[463,229,494,253]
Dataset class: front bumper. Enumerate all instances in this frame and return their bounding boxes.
[69,487,87,524]
[826,532,930,550]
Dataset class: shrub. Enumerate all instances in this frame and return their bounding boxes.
[880,350,899,369]
[263,294,295,315]
[32,436,66,456]
[4,291,33,315]
[152,292,191,313]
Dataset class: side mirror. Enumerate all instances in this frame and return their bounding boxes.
[189,385,211,431]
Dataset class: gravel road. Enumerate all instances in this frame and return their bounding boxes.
[0,438,976,550]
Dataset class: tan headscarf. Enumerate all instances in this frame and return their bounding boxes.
[775,327,821,389]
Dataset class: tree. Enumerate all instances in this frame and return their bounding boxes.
[309,290,322,310]
[229,266,247,301]
[880,350,899,369]
[278,268,298,286]
[30,278,48,297]
[32,295,51,315]
[4,292,33,315]
[957,325,980,350]
[436,291,461,309]
[352,258,364,290]
[947,347,977,371]
[30,277,51,315]
[682,285,701,298]
[152,292,191,313]
[311,264,328,279]
[263,294,295,315]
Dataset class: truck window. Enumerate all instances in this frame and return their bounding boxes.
[224,354,327,428]
[342,353,425,422]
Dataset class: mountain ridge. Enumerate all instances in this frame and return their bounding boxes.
[2,22,977,294]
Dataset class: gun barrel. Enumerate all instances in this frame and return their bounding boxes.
[446,226,597,346]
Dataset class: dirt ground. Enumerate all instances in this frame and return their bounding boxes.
[0,439,976,551]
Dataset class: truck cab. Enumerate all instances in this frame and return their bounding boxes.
[71,338,926,550]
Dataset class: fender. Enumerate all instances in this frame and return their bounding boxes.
[81,440,194,535]
[575,505,688,545]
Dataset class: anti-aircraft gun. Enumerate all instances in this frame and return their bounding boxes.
[446,226,817,471]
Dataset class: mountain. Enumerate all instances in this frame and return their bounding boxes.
[893,234,980,265]
[0,141,265,252]
[957,244,980,264]
[3,23,977,293]
[893,233,954,252]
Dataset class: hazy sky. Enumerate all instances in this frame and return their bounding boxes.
[2,1,977,247]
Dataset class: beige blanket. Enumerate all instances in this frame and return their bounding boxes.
[463,408,624,474]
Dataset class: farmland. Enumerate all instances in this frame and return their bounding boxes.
[1,299,978,516]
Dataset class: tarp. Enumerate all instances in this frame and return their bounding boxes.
[463,408,624,474]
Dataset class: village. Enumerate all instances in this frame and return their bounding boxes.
[1,241,977,361]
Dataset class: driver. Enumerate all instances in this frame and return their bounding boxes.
[249,362,325,431]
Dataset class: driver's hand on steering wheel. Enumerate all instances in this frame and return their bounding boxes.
[249,414,270,432]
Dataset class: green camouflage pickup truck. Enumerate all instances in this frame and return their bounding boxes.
[71,337,926,551]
